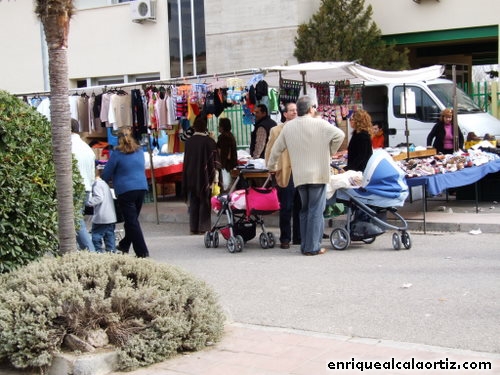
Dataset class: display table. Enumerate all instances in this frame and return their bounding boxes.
[392,148,436,161]
[144,153,184,198]
[230,168,271,189]
[405,159,500,196]
[405,159,500,232]
[145,163,183,182]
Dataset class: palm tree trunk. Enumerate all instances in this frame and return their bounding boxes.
[48,47,76,253]
[37,6,77,254]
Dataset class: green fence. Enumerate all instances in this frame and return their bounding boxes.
[464,82,500,118]
[207,105,252,150]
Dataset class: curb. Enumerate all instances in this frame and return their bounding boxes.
[140,211,500,234]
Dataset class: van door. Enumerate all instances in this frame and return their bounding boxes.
[389,84,441,147]
[362,85,389,147]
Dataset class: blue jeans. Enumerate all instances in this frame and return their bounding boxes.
[92,223,116,252]
[277,175,301,244]
[297,184,327,254]
[77,192,95,252]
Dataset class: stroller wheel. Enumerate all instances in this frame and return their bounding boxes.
[267,232,275,248]
[362,237,376,244]
[213,231,220,248]
[259,232,269,249]
[401,231,412,250]
[204,232,212,248]
[330,228,350,250]
[235,235,244,252]
[392,232,401,250]
[227,237,237,253]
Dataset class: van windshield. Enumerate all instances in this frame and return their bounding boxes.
[428,83,482,113]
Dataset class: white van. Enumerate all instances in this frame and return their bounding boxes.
[362,79,500,148]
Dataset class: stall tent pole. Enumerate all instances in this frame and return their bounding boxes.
[452,65,459,152]
[403,83,410,159]
[145,136,160,224]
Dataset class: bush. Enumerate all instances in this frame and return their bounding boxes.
[0,252,225,372]
[0,90,84,273]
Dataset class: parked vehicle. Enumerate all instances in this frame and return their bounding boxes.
[362,79,500,148]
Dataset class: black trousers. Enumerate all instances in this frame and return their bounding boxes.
[118,190,149,257]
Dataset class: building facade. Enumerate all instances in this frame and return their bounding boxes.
[0,0,498,94]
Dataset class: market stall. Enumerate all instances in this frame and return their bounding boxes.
[144,152,184,197]
[399,149,500,232]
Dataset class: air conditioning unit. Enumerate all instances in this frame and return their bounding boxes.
[130,0,156,23]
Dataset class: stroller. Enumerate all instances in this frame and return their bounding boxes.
[329,149,412,251]
[205,169,280,253]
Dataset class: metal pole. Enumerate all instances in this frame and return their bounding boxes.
[403,83,410,159]
[145,135,160,224]
[452,65,459,152]
[300,71,307,95]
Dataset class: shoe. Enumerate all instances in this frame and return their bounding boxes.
[322,233,329,239]
[280,242,290,249]
[304,248,327,256]
[116,243,129,254]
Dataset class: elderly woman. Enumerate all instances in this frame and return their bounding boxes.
[427,108,464,154]
[344,109,374,172]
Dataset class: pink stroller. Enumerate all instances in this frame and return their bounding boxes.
[205,169,280,253]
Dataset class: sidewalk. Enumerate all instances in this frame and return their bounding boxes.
[140,194,500,234]
[108,323,500,375]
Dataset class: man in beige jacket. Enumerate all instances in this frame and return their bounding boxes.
[265,102,301,249]
[268,96,345,256]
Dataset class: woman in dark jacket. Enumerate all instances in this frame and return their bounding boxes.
[427,108,464,154]
[182,114,221,234]
[344,109,373,172]
[216,117,238,190]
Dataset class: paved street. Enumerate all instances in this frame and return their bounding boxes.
[139,221,500,354]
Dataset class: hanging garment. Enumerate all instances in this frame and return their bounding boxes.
[100,92,112,126]
[108,92,132,129]
[155,91,168,129]
[77,95,90,132]
[166,91,177,126]
[148,89,158,130]
[131,89,147,139]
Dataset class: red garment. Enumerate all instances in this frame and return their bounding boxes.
[371,132,385,149]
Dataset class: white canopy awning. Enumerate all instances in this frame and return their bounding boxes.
[262,61,445,86]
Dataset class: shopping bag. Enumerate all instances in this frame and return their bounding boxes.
[245,186,280,215]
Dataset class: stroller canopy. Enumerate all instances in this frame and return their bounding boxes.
[361,149,408,199]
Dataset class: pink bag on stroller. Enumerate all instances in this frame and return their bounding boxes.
[245,186,280,216]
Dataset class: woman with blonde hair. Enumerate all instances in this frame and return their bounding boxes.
[427,108,464,154]
[102,127,149,257]
[344,109,374,172]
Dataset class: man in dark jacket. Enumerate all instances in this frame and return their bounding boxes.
[249,104,276,159]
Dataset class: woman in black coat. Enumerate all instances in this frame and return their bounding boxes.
[344,109,373,172]
[427,108,464,154]
[182,114,221,234]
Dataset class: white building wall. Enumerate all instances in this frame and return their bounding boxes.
[0,0,498,95]
[365,0,500,35]
[205,0,321,73]
[0,1,46,94]
[67,2,170,82]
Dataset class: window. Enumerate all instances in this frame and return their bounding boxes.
[168,0,206,78]
[393,85,440,123]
